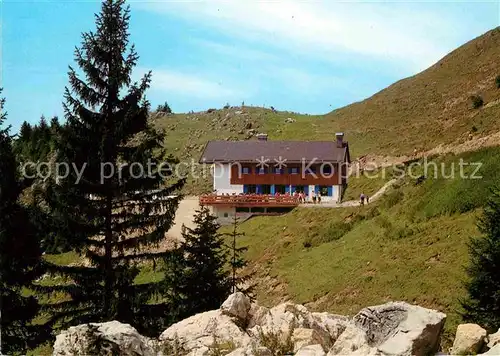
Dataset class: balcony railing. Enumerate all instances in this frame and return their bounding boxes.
[199,194,300,207]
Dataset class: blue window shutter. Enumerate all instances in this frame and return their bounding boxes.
[304,186,309,195]
[315,185,320,194]
[270,185,275,194]
[291,185,296,193]
[243,185,248,193]
[285,185,290,193]
[327,186,333,196]
[256,185,261,194]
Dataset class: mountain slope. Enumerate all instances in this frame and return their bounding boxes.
[322,27,500,155]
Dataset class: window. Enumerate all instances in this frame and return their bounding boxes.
[257,167,267,174]
[246,185,257,194]
[275,185,286,194]
[294,185,305,193]
[242,166,251,174]
[319,186,331,196]
[261,185,271,194]
[288,167,299,174]
[274,167,284,174]
[223,212,229,218]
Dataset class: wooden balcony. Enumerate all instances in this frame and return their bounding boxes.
[199,194,300,207]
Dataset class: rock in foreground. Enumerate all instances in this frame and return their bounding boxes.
[53,320,157,356]
[53,293,448,356]
[451,323,487,355]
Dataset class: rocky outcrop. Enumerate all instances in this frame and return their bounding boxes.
[354,302,446,356]
[53,293,452,356]
[52,321,157,356]
[158,309,252,353]
[296,344,327,355]
[451,323,487,355]
[481,343,500,355]
[221,292,251,322]
[487,328,500,349]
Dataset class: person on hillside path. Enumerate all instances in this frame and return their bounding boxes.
[312,191,317,204]
[366,195,370,204]
[360,193,366,206]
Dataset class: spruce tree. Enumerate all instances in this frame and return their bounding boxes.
[14,117,56,164]
[163,207,230,319]
[0,90,45,354]
[461,186,500,330]
[224,214,254,296]
[156,101,172,115]
[32,116,51,161]
[39,0,184,336]
[14,121,33,160]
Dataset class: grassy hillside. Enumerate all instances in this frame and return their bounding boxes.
[221,146,500,348]
[154,27,500,194]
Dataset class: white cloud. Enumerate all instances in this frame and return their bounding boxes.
[134,0,459,72]
[143,68,244,99]
[192,39,278,62]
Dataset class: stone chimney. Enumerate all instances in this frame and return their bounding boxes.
[336,132,344,148]
[257,133,268,141]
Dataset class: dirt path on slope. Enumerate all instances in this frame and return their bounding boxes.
[302,179,398,209]
[165,196,200,241]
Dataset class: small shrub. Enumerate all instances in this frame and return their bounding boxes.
[375,214,393,231]
[208,333,236,356]
[158,334,186,356]
[323,221,354,242]
[156,101,172,114]
[256,325,294,356]
[392,224,415,239]
[415,175,426,186]
[382,189,404,209]
[470,95,484,109]
[376,215,415,240]
[364,206,381,219]
[496,75,500,88]
[302,239,312,248]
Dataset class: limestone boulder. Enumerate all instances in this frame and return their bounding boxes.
[221,292,251,323]
[328,323,373,355]
[52,321,156,356]
[159,310,251,353]
[480,343,500,355]
[248,302,348,348]
[451,323,487,355]
[225,345,272,356]
[487,328,500,349]
[311,312,349,342]
[296,344,327,356]
[353,301,446,356]
[292,328,324,352]
[247,303,269,328]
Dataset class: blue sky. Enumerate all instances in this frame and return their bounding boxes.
[1,0,499,132]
